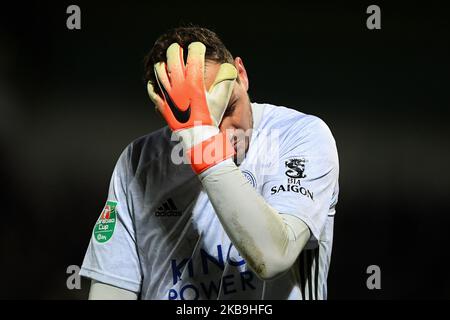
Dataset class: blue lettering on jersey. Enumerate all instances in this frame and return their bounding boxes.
[168,243,256,300]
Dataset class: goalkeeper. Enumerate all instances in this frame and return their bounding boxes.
[80,26,339,300]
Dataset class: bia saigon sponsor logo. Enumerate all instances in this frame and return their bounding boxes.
[285,158,307,179]
[93,201,117,243]
[270,157,314,200]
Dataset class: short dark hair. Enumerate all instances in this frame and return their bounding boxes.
[144,26,234,89]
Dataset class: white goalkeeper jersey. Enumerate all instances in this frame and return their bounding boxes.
[80,102,339,300]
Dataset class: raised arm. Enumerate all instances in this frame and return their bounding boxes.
[199,159,311,280]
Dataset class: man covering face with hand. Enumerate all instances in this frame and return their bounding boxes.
[80,26,339,300]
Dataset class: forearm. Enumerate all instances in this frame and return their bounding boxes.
[88,280,138,300]
[199,159,311,280]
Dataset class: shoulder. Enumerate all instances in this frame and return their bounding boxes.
[253,102,337,150]
[116,126,173,178]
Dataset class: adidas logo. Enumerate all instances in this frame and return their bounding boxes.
[155,198,182,217]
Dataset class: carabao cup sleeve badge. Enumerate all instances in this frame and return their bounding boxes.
[93,200,117,243]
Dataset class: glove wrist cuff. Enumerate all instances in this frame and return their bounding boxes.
[175,126,219,150]
[186,131,236,174]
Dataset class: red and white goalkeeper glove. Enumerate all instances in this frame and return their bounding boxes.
[147,42,237,174]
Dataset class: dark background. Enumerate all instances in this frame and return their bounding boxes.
[1,0,449,299]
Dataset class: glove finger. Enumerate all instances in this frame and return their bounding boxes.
[166,43,186,88]
[185,42,206,89]
[147,81,165,112]
[207,63,238,125]
[148,79,180,130]
[154,61,171,92]
[208,63,238,93]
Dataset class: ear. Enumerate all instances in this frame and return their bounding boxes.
[234,57,249,91]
